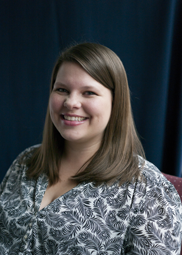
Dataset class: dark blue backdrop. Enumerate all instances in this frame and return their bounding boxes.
[0,0,182,182]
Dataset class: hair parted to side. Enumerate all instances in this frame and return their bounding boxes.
[26,42,145,186]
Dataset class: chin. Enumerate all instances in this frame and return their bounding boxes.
[61,134,83,142]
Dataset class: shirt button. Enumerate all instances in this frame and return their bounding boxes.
[29,223,32,227]
[24,234,28,240]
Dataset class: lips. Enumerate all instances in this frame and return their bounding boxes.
[62,114,88,122]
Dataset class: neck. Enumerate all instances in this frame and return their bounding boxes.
[58,140,100,180]
[64,140,100,163]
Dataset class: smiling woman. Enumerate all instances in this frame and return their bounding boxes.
[26,43,144,187]
[0,42,181,254]
[49,62,112,145]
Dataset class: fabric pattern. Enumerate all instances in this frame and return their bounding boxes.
[0,146,182,255]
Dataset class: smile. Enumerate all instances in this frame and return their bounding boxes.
[63,115,87,121]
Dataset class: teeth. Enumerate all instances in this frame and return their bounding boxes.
[64,116,86,121]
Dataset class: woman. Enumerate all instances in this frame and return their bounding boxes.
[0,42,181,254]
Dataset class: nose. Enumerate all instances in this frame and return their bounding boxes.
[63,94,81,109]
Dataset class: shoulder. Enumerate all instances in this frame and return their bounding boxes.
[122,158,182,253]
[97,156,181,208]
[15,144,41,163]
[7,144,40,173]
[0,145,40,193]
[11,144,41,176]
[137,157,182,206]
[138,156,172,187]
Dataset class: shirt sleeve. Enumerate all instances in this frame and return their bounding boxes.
[0,145,38,196]
[123,165,182,255]
[0,159,18,196]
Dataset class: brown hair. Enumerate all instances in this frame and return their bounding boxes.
[26,42,145,186]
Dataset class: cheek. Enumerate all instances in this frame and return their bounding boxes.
[86,98,112,123]
[103,103,112,124]
[49,94,63,113]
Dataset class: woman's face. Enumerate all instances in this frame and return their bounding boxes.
[49,62,112,147]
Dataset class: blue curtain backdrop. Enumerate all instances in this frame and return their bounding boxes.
[0,0,181,182]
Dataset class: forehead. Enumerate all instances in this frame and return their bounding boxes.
[56,61,86,77]
[54,62,101,88]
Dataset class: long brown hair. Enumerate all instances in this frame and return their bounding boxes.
[26,42,145,186]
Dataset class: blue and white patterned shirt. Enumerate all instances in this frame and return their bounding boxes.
[0,146,182,255]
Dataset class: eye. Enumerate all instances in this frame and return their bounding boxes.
[84,91,97,96]
[55,88,69,93]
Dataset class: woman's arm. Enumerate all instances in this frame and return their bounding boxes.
[123,165,182,255]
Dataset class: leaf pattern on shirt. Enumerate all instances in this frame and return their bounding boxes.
[0,145,181,254]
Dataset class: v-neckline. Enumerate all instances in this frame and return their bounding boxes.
[35,174,85,212]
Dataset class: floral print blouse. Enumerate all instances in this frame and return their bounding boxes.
[0,146,182,255]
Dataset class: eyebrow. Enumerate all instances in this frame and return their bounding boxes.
[81,85,99,90]
[54,83,99,90]
[54,82,66,87]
